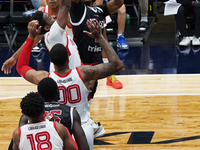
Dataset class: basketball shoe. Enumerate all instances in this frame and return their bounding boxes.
[89,118,105,138]
[106,75,123,89]
[117,34,129,50]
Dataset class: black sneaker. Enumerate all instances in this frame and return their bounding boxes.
[138,21,149,32]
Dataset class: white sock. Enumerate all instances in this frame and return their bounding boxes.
[141,16,148,22]
[103,58,109,63]
[118,34,123,38]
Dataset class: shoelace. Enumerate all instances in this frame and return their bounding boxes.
[109,75,119,83]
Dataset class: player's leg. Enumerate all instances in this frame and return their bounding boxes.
[138,0,149,32]
[89,80,106,138]
[116,4,129,50]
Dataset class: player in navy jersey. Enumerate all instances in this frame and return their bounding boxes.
[70,0,124,138]
[70,0,123,90]
[39,77,90,150]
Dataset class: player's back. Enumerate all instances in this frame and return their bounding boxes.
[19,120,63,150]
[44,102,73,134]
[49,68,91,124]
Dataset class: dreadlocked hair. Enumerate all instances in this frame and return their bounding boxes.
[30,11,48,34]
[20,92,45,118]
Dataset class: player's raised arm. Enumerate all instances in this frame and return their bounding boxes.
[56,0,71,29]
[80,19,123,81]
[16,20,49,85]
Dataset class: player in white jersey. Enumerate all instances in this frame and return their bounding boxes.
[43,4,74,38]
[48,68,93,148]
[44,20,81,73]
[16,16,123,149]
[12,92,77,150]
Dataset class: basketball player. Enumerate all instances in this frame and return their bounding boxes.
[16,18,123,149]
[10,77,90,150]
[70,0,124,89]
[12,92,77,150]
[69,0,124,137]
[32,1,104,137]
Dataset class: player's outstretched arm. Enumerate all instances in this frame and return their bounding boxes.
[56,0,71,29]
[80,20,123,81]
[16,20,48,85]
[1,34,43,75]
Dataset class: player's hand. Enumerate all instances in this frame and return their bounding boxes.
[93,0,103,6]
[27,20,42,39]
[1,57,16,74]
[83,19,102,39]
[44,114,53,121]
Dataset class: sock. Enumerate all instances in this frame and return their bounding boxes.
[118,34,123,38]
[102,58,109,63]
[141,16,148,22]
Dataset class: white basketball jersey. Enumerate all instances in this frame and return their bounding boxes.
[49,68,91,124]
[44,21,81,73]
[44,5,73,38]
[19,120,63,150]
[43,5,49,13]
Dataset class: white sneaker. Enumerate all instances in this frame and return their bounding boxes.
[192,36,200,46]
[89,118,105,138]
[179,37,191,46]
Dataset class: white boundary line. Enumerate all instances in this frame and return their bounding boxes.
[1,93,200,100]
[1,74,200,79]
[1,74,200,100]
[0,96,22,100]
[93,93,200,97]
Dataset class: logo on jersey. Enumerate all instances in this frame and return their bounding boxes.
[88,6,103,14]
[57,78,72,83]
[89,18,105,29]
[28,125,46,131]
[88,45,102,52]
[45,104,60,108]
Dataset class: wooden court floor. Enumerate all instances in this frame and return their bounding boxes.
[1,74,200,150]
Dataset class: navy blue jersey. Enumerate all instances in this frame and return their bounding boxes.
[44,102,72,135]
[70,1,109,64]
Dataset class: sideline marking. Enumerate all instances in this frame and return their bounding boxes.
[94,93,200,97]
[1,93,200,101]
[0,96,22,100]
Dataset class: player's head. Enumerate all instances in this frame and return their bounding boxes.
[46,0,59,9]
[20,92,45,118]
[38,77,60,102]
[31,11,56,34]
[49,43,69,67]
